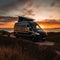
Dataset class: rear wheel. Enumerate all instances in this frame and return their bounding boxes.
[15,36,19,38]
[14,32,19,38]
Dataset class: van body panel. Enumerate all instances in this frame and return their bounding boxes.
[14,16,46,41]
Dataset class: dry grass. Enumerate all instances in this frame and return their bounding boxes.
[0,32,60,60]
[46,32,60,42]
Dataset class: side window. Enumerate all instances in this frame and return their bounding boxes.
[27,25,30,27]
[26,25,32,31]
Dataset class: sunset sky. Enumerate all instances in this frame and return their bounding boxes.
[0,0,60,29]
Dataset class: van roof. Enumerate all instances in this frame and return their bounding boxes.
[18,16,34,22]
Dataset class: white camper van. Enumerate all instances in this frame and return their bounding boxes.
[14,16,46,42]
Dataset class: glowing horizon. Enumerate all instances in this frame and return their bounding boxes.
[0,21,60,29]
[37,22,60,29]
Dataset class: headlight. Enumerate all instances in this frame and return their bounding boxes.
[35,32,40,35]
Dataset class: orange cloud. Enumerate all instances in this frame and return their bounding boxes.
[37,22,60,28]
[0,22,15,28]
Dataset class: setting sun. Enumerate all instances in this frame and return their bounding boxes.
[39,25,44,29]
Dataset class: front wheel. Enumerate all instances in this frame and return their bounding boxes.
[41,39,46,42]
[41,37,46,42]
[32,35,38,42]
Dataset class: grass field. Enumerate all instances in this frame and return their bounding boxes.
[0,32,60,60]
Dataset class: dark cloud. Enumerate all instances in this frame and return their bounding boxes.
[54,0,60,2]
[19,8,35,16]
[51,0,60,7]
[0,17,17,22]
[0,22,6,25]
[0,0,60,16]
[51,2,55,6]
[1,0,33,9]
[46,20,60,24]
[0,23,4,25]
[0,0,32,15]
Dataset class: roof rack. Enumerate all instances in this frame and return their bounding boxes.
[18,16,34,22]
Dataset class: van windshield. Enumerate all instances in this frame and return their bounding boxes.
[29,22,43,32]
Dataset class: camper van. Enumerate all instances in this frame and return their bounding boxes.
[14,16,46,42]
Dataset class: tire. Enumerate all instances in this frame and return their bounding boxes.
[15,36,19,38]
[8,34,10,37]
[40,35,46,42]
[32,35,38,42]
[41,38,46,42]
